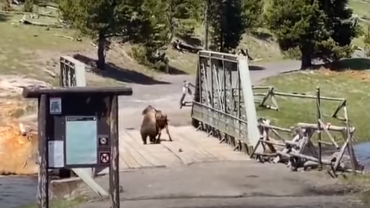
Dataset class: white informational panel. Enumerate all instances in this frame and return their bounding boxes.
[48,140,64,168]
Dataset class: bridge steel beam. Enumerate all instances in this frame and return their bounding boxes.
[191,50,260,154]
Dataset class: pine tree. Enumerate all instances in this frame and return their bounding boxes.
[138,0,172,65]
[266,0,360,69]
[170,0,203,38]
[58,0,147,70]
[318,0,360,62]
[209,0,263,52]
[241,0,264,30]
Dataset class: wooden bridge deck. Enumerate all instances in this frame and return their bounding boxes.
[118,126,250,170]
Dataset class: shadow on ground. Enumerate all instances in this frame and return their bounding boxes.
[251,31,275,42]
[229,65,266,71]
[167,65,189,75]
[73,54,171,85]
[179,35,202,47]
[0,13,9,22]
[250,65,266,71]
[328,58,370,71]
[288,58,370,71]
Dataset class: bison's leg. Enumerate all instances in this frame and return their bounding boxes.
[150,135,160,144]
[165,125,173,141]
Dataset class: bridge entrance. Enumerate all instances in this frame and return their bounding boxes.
[190,51,255,154]
[118,126,249,169]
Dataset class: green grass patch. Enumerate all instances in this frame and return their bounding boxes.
[340,173,370,205]
[0,6,89,81]
[349,0,370,20]
[16,197,86,208]
[258,69,370,142]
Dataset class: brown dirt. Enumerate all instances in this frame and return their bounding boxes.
[0,79,41,176]
[317,67,370,82]
[0,124,38,175]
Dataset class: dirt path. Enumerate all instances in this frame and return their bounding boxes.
[77,161,366,208]
[118,59,301,128]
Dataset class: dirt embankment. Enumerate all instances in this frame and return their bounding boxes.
[0,76,50,176]
[0,123,38,175]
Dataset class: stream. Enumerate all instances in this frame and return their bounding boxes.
[353,141,370,170]
[0,176,37,208]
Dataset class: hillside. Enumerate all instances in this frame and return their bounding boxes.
[0,0,368,83]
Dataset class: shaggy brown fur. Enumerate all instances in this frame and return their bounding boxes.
[154,110,173,142]
[140,105,159,144]
[140,105,173,144]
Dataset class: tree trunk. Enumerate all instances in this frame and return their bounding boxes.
[300,48,312,70]
[97,31,106,70]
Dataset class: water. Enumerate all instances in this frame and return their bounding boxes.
[353,141,370,171]
[0,176,37,208]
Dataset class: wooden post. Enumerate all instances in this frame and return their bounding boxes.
[38,94,49,208]
[109,95,120,208]
[344,105,357,175]
[316,87,323,171]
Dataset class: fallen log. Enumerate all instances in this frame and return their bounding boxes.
[19,17,62,28]
[54,34,82,41]
[296,122,355,132]
[289,152,332,165]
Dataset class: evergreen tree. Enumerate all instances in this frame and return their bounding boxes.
[58,0,147,70]
[241,0,264,30]
[318,0,360,61]
[170,0,203,38]
[266,0,360,69]
[131,0,203,69]
[137,0,172,66]
[209,0,263,52]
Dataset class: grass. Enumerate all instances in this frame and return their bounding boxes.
[16,197,86,208]
[0,9,159,86]
[258,67,370,142]
[349,0,370,20]
[349,0,370,49]
[0,8,88,82]
[340,174,370,205]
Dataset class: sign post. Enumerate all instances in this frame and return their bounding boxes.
[23,86,133,208]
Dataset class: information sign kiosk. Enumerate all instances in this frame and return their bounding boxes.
[22,86,133,208]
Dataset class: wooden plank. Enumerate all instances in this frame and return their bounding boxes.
[119,146,141,169]
[177,126,249,161]
[118,155,129,170]
[156,128,200,165]
[127,131,182,167]
[123,130,169,167]
[160,141,197,165]
[119,135,153,168]
[170,127,219,162]
[176,126,236,160]
[169,135,208,163]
